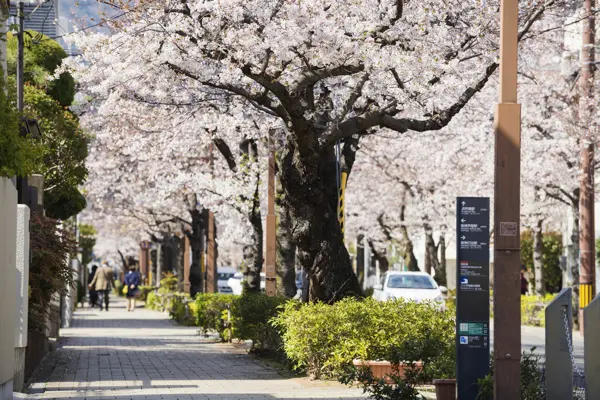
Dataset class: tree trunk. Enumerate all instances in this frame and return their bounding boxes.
[368,240,389,276]
[242,200,263,293]
[356,235,365,288]
[533,219,545,296]
[398,205,419,271]
[424,236,432,275]
[239,139,264,293]
[436,234,447,286]
[279,136,362,303]
[424,224,439,276]
[276,199,298,298]
[400,228,419,271]
[150,249,157,286]
[175,236,185,292]
[187,209,205,297]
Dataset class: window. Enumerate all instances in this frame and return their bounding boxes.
[218,273,235,280]
[387,275,435,289]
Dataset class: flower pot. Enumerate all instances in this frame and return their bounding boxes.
[352,360,423,384]
[432,379,456,400]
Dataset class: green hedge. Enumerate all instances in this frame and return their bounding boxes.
[520,294,555,327]
[138,285,155,302]
[170,294,196,326]
[489,293,556,327]
[231,292,285,353]
[195,293,236,340]
[271,297,455,379]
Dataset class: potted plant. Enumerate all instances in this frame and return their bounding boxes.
[432,379,456,400]
[352,359,424,384]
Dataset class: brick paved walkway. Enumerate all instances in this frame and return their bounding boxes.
[25,297,369,400]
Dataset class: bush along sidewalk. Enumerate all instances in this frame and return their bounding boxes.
[476,348,545,400]
[272,297,455,380]
[151,290,457,397]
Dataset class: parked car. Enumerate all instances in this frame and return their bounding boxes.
[217,267,237,293]
[373,271,447,310]
[227,271,265,295]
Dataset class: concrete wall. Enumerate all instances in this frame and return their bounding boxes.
[14,206,30,393]
[0,178,18,399]
[15,206,30,348]
[61,259,79,328]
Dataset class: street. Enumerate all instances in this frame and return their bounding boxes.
[490,321,585,370]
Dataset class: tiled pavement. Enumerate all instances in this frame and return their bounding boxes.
[24,297,371,400]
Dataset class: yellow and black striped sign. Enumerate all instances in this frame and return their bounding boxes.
[338,172,348,237]
[580,283,596,309]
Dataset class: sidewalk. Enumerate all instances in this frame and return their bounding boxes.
[24,297,372,400]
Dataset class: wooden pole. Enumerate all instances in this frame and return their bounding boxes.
[493,0,521,398]
[579,0,596,335]
[265,133,277,296]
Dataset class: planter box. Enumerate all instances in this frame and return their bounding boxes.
[352,360,423,384]
[433,379,456,400]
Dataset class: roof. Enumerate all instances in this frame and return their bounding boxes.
[385,271,431,277]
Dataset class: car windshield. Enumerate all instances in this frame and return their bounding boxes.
[218,273,235,280]
[387,275,435,289]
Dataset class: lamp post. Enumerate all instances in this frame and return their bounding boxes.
[493,0,521,398]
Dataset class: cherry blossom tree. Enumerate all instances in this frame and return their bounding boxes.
[65,0,561,301]
[78,99,273,293]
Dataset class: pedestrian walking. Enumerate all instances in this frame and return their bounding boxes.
[520,265,529,296]
[89,262,115,311]
[88,264,99,308]
[124,264,141,311]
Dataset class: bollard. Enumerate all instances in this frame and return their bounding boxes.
[584,294,600,400]
[545,288,572,400]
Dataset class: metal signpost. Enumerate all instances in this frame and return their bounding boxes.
[456,197,490,400]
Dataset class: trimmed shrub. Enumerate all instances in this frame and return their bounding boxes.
[272,297,455,379]
[477,348,545,400]
[230,292,285,353]
[138,285,155,302]
[195,293,236,340]
[146,291,160,310]
[521,294,555,327]
[114,280,125,297]
[171,294,195,326]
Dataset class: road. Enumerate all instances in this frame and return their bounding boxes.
[490,321,585,371]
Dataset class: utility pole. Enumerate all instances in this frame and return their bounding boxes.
[493,0,521,398]
[1,0,8,79]
[16,0,28,205]
[579,0,596,334]
[265,132,277,296]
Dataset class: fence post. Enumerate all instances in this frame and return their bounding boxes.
[545,288,572,400]
[585,294,600,399]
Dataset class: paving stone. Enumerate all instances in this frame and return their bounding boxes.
[26,297,367,400]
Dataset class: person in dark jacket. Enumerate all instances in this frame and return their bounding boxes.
[520,265,529,295]
[124,265,141,311]
[88,265,99,308]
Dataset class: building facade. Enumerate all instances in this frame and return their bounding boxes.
[10,0,116,55]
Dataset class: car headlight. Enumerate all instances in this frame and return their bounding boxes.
[434,295,444,303]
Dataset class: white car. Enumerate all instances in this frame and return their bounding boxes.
[227,272,265,295]
[217,267,237,293]
[373,271,447,310]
